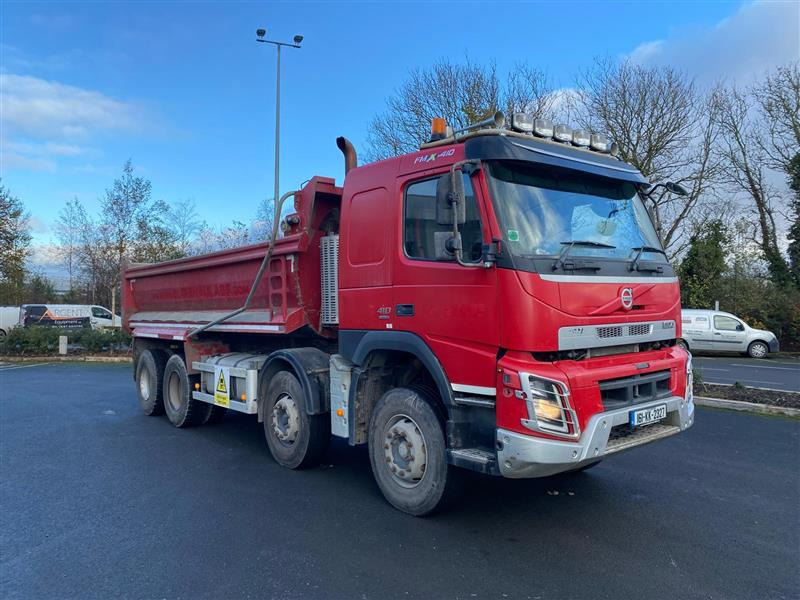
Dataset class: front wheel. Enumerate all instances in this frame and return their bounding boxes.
[368,387,458,516]
[747,340,769,359]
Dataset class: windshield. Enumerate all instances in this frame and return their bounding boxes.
[487,161,664,262]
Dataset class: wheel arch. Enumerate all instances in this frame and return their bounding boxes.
[341,330,454,407]
[258,347,331,422]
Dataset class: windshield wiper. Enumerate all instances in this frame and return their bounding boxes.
[552,240,616,271]
[629,246,668,272]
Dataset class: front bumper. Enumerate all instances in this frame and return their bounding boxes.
[496,394,694,478]
[768,338,780,353]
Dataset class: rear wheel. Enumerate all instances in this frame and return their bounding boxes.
[163,354,210,427]
[136,350,168,416]
[203,405,227,425]
[747,340,769,358]
[263,371,329,469]
[368,387,459,516]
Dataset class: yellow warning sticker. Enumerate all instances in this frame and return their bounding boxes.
[214,368,230,407]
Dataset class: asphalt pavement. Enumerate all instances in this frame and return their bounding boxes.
[692,355,800,392]
[1,363,798,600]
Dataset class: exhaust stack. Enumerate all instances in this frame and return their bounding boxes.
[336,137,357,174]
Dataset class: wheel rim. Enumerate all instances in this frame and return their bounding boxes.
[167,372,182,411]
[272,393,300,445]
[751,343,767,358]
[382,414,427,489]
[139,370,151,401]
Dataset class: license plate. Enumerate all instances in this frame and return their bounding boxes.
[630,404,667,427]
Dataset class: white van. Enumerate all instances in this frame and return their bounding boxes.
[20,304,122,330]
[0,306,21,336]
[679,309,779,358]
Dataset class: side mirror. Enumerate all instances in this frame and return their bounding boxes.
[666,181,689,196]
[436,172,466,226]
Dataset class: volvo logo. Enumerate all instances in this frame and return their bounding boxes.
[621,287,634,309]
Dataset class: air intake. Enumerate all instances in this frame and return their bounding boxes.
[320,235,339,326]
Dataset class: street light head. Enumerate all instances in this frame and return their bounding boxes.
[256,28,266,39]
[293,34,304,45]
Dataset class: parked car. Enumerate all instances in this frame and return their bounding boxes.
[679,309,779,358]
[0,306,22,337]
[20,304,122,330]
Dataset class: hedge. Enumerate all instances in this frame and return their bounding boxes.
[0,326,132,356]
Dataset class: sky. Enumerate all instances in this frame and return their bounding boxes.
[1,0,798,277]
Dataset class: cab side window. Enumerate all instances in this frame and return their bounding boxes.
[714,315,741,331]
[404,175,483,262]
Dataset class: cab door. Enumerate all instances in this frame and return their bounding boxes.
[392,171,499,394]
[712,314,747,352]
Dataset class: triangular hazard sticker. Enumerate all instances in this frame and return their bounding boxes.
[216,371,227,394]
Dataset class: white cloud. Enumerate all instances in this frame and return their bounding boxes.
[629,1,799,84]
[0,73,146,174]
[0,73,143,140]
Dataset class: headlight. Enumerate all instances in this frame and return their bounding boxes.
[520,374,579,437]
[685,354,693,402]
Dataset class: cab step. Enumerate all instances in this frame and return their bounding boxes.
[447,447,500,475]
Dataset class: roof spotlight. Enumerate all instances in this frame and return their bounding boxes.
[293,35,304,45]
[256,28,266,38]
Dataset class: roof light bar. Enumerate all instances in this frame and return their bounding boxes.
[590,133,609,152]
[533,118,554,138]
[572,129,591,147]
[553,124,572,143]
[511,112,534,133]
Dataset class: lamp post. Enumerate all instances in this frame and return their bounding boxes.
[256,28,303,212]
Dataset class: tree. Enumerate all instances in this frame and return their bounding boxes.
[787,152,800,287]
[714,83,791,287]
[366,58,554,160]
[678,220,728,309]
[576,59,721,256]
[754,62,800,175]
[95,160,180,314]
[55,197,82,292]
[253,197,276,241]
[0,181,31,304]
[167,198,201,255]
[24,273,56,303]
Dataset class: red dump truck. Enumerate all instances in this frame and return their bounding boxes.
[123,113,694,515]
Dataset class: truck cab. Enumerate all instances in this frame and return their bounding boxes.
[336,123,693,487]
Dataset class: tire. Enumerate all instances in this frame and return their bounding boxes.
[135,350,168,416]
[263,371,330,469]
[0,329,6,337]
[162,354,210,427]
[368,387,459,516]
[676,339,689,352]
[747,340,769,359]
[202,405,227,425]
